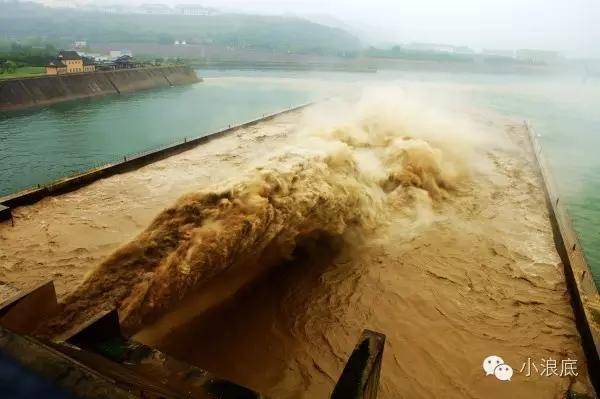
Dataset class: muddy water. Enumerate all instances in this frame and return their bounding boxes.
[152,234,346,397]
[142,118,592,398]
[132,96,592,397]
[3,90,594,398]
[0,113,300,301]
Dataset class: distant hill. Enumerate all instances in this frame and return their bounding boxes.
[0,2,362,55]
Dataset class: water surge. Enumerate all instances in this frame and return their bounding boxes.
[44,89,470,337]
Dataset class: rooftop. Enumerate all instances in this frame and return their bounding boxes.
[47,59,66,68]
[58,50,82,61]
[114,55,133,63]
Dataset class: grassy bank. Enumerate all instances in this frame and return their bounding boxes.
[0,66,45,80]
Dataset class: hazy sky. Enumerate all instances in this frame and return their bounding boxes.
[117,0,600,56]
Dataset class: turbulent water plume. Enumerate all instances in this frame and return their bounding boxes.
[44,89,476,337]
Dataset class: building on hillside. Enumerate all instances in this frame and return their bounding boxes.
[57,50,84,73]
[114,55,135,69]
[94,54,138,71]
[109,49,133,60]
[45,58,67,75]
[82,57,96,72]
[46,51,96,75]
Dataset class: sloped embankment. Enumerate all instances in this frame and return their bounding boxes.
[0,66,199,111]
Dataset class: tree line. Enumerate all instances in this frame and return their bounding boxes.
[0,42,58,73]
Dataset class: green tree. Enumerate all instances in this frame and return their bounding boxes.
[2,60,17,73]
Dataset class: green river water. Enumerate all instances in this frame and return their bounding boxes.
[0,69,598,286]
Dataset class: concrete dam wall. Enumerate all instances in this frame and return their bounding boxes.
[0,66,199,111]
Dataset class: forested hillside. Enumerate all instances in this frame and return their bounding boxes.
[0,2,361,55]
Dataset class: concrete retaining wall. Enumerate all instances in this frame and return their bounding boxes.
[105,68,169,93]
[0,66,199,111]
[526,123,600,393]
[160,66,201,85]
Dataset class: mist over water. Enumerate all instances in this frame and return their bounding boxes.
[45,88,478,335]
[463,75,600,287]
[0,68,592,397]
[1,68,598,284]
[32,81,595,398]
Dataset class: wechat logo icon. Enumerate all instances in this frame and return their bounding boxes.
[483,355,513,381]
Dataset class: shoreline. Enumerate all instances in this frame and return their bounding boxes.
[0,66,199,112]
[0,99,597,397]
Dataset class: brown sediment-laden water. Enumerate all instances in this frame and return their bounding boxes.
[1,87,596,398]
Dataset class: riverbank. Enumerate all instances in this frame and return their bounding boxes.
[0,94,596,398]
[0,66,199,111]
